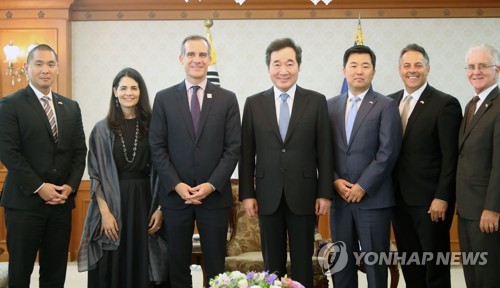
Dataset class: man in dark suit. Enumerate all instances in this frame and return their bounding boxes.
[388,44,462,288]
[457,43,499,288]
[327,45,402,288]
[149,35,240,287]
[0,44,87,288]
[239,38,333,287]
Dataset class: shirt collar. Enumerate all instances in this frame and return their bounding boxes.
[476,84,498,101]
[185,79,208,92]
[347,88,369,102]
[403,82,427,102]
[29,82,53,101]
[274,84,297,101]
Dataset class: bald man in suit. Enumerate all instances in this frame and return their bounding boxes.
[0,44,87,288]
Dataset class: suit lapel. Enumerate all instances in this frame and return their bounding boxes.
[348,90,377,147]
[258,88,282,143]
[52,93,63,144]
[404,87,432,140]
[175,82,196,141]
[24,86,56,143]
[459,87,498,148]
[284,86,309,143]
[337,93,349,146]
[197,82,215,142]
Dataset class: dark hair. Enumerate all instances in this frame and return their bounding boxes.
[27,44,58,63]
[343,45,376,68]
[265,38,302,67]
[180,35,211,56]
[399,43,430,66]
[107,68,151,139]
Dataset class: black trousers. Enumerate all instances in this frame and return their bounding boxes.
[392,199,455,288]
[5,206,71,288]
[259,195,316,288]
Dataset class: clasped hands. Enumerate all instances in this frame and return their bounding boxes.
[334,179,365,203]
[38,183,72,205]
[175,182,215,205]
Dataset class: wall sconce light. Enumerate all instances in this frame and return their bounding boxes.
[3,41,28,86]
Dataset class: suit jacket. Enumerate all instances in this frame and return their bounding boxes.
[0,85,87,210]
[388,85,462,206]
[149,80,240,209]
[457,85,500,220]
[327,88,402,209]
[239,86,333,215]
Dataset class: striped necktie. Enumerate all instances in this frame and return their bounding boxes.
[41,96,58,143]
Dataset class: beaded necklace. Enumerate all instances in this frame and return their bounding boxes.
[118,120,139,163]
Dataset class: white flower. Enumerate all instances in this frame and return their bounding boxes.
[237,279,249,288]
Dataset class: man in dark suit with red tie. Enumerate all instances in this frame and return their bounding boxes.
[457,43,500,288]
[150,35,240,287]
[0,44,87,288]
[239,38,333,287]
[388,44,462,288]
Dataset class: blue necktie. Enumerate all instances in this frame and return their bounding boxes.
[191,86,201,134]
[279,93,290,141]
[345,96,360,144]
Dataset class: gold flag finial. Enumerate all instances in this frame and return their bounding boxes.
[354,15,365,45]
[204,19,216,65]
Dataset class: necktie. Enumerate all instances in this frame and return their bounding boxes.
[464,95,480,130]
[345,96,361,144]
[279,93,290,141]
[400,95,413,134]
[191,86,201,135]
[41,96,58,142]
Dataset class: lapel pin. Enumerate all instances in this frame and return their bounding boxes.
[207,93,212,99]
[58,101,63,105]
[420,101,424,104]
[485,104,489,108]
[369,101,373,104]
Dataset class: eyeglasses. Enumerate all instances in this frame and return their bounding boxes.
[465,64,497,72]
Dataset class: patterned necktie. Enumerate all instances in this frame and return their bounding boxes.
[191,86,201,135]
[465,95,480,130]
[401,95,413,134]
[41,96,58,142]
[279,93,290,141]
[345,96,361,144]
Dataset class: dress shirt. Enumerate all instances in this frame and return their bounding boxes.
[185,79,208,111]
[399,82,427,122]
[474,84,498,113]
[345,89,368,122]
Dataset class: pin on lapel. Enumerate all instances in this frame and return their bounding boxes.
[485,104,489,108]
[420,101,425,104]
[369,101,373,104]
[207,93,212,99]
[58,101,63,105]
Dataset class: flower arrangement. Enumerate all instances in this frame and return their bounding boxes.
[209,271,304,288]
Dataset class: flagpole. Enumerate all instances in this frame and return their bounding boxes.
[204,19,221,86]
